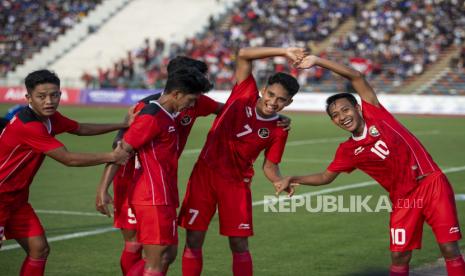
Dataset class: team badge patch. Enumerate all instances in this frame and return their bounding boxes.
[258,128,270,138]
[180,115,192,126]
[369,126,380,137]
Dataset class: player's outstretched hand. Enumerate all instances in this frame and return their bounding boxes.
[277,114,292,131]
[274,176,299,197]
[296,55,318,69]
[95,189,113,217]
[285,47,307,65]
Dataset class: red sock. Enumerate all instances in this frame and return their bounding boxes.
[121,241,143,275]
[20,256,47,276]
[232,251,253,276]
[445,255,465,276]
[182,247,202,276]
[127,258,145,276]
[143,269,165,276]
[389,264,409,276]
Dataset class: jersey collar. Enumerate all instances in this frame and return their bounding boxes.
[254,105,279,121]
[151,101,175,120]
[352,123,367,141]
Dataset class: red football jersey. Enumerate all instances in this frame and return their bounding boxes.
[0,107,78,204]
[328,100,440,200]
[123,102,179,206]
[113,93,218,192]
[200,75,288,182]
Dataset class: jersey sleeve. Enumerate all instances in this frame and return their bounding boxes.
[123,114,159,150]
[195,95,220,117]
[361,100,394,121]
[21,123,65,153]
[225,74,259,106]
[50,112,79,134]
[327,145,356,173]
[264,130,288,164]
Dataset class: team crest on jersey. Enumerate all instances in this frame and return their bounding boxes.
[369,126,380,137]
[180,115,192,126]
[258,128,270,138]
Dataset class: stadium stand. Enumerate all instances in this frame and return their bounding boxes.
[82,0,465,95]
[0,0,103,78]
[81,0,366,90]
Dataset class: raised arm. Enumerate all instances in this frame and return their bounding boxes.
[298,55,379,106]
[235,47,306,84]
[274,169,339,195]
[263,159,295,197]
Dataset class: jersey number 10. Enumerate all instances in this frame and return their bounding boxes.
[370,140,390,160]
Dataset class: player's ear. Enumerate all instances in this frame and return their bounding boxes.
[260,86,267,97]
[25,93,32,104]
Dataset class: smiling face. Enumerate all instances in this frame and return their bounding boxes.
[26,83,61,120]
[256,83,293,117]
[328,98,365,135]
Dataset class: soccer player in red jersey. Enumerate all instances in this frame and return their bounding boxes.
[178,47,304,276]
[0,70,130,276]
[95,57,223,275]
[275,55,465,276]
[118,67,212,276]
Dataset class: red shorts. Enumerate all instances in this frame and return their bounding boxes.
[389,171,461,252]
[131,204,178,245]
[179,159,253,237]
[113,163,140,230]
[0,202,44,240]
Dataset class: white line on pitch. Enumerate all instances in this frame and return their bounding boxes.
[252,165,465,206]
[4,157,461,252]
[35,210,106,216]
[1,227,117,251]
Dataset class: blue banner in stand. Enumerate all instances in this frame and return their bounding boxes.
[80,89,162,105]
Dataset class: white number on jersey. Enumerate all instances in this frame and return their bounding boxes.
[370,140,389,160]
[188,208,200,225]
[127,208,137,224]
[390,228,406,245]
[236,124,252,138]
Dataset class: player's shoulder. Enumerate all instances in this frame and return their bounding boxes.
[16,107,41,124]
[139,93,161,104]
[139,102,162,116]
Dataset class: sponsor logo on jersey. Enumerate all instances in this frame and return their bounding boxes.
[238,223,250,230]
[449,226,460,234]
[168,126,176,133]
[258,128,270,138]
[369,126,380,137]
[180,115,192,126]
[246,106,253,118]
[354,146,365,155]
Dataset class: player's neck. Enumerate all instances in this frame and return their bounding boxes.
[352,121,366,137]
[29,105,51,122]
[156,95,176,114]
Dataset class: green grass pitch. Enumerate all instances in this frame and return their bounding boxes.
[1,104,464,275]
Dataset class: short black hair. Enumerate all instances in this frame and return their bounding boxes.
[267,72,299,97]
[167,56,208,75]
[25,70,60,94]
[325,93,358,116]
[165,67,212,95]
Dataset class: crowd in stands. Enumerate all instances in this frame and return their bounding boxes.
[0,0,102,77]
[327,0,465,92]
[81,0,363,90]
